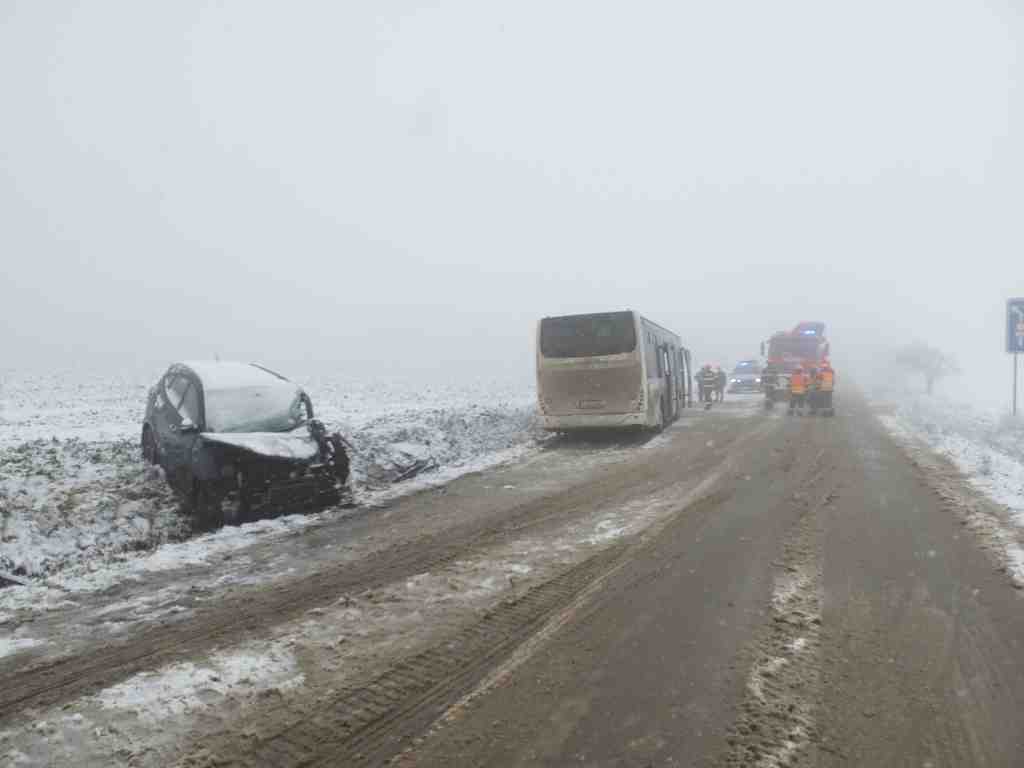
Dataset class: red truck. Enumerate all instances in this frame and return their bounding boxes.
[761,322,830,406]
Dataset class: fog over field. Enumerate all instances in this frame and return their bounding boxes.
[8,7,1024,766]
[2,1,1023,403]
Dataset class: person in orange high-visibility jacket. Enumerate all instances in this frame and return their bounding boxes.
[817,361,835,414]
[806,366,820,414]
[789,366,808,415]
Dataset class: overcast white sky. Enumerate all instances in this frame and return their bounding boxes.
[2,1,1021,393]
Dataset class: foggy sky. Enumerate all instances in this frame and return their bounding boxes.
[2,1,1022,392]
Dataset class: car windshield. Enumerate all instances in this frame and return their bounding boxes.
[203,385,308,433]
[732,361,758,374]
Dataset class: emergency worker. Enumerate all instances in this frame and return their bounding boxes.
[806,365,820,414]
[789,366,807,415]
[818,361,835,414]
[699,365,717,405]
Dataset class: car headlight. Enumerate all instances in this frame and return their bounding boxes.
[755,378,761,383]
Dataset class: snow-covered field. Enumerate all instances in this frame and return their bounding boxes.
[0,366,540,583]
[875,389,1024,582]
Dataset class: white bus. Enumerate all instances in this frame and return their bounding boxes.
[536,310,693,431]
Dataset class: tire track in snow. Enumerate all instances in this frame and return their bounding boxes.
[722,465,832,767]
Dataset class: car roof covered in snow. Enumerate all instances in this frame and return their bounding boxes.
[178,361,299,392]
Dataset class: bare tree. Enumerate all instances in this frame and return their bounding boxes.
[893,342,960,395]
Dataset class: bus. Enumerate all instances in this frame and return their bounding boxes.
[536,310,692,431]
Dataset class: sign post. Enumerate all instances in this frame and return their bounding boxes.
[1006,299,1024,416]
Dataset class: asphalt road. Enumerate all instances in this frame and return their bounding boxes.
[396,392,1024,768]
[6,391,1024,767]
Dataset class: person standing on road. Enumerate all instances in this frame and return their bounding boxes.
[806,365,820,414]
[699,365,717,405]
[789,366,807,415]
[715,366,727,403]
[818,360,835,413]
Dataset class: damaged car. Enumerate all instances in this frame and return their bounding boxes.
[141,361,351,526]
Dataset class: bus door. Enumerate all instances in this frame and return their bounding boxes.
[680,349,692,407]
[659,345,674,420]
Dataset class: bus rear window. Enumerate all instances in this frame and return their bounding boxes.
[540,312,637,358]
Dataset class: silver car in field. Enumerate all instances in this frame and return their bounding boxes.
[141,361,350,526]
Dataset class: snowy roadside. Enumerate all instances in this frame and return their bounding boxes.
[0,369,541,588]
[874,390,1024,584]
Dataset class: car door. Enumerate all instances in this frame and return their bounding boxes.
[150,370,180,461]
[154,370,201,493]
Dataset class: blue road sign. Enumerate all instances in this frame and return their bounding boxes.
[1007,299,1024,353]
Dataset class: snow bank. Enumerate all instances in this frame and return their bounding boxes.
[879,394,1024,522]
[877,392,1024,582]
[350,404,539,486]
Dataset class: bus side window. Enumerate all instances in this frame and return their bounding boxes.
[645,333,659,375]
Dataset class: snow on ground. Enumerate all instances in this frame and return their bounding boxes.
[96,644,303,723]
[880,395,1024,516]
[0,641,302,767]
[875,389,1024,583]
[0,634,45,659]
[0,439,187,579]
[0,367,540,585]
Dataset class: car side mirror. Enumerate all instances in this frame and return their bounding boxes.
[178,418,199,434]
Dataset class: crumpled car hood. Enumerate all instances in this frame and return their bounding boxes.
[200,429,320,461]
